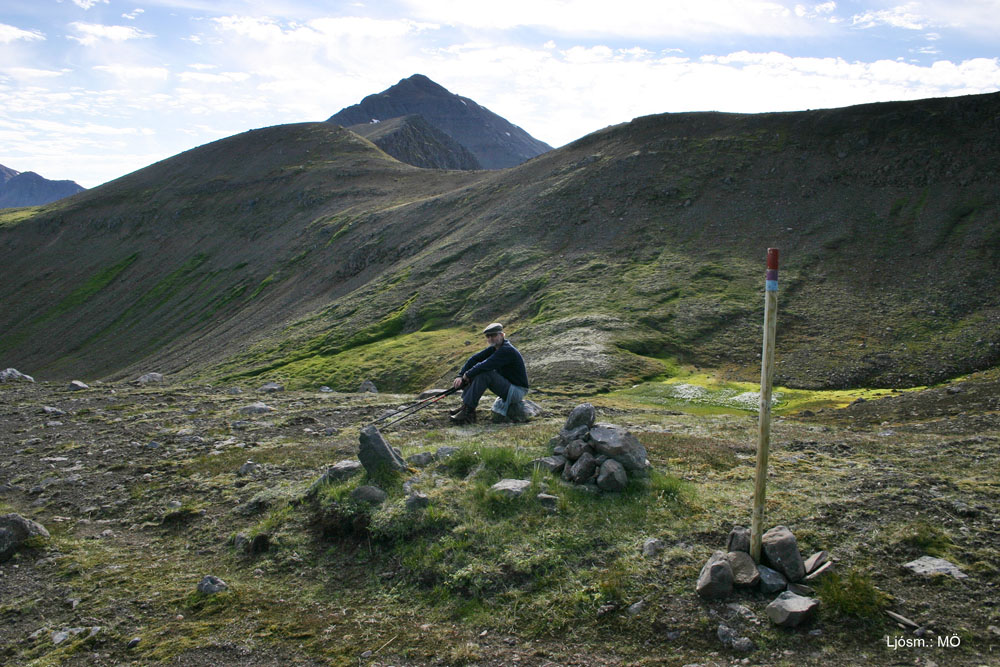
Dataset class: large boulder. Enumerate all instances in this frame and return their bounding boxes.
[762,525,806,582]
[696,551,734,599]
[588,423,649,472]
[0,514,50,562]
[358,425,407,475]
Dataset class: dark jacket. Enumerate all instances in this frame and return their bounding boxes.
[460,340,529,388]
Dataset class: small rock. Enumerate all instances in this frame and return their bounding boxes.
[903,556,968,580]
[406,452,437,467]
[197,575,228,594]
[359,380,378,393]
[757,564,788,593]
[318,386,333,393]
[259,382,284,393]
[588,423,649,472]
[406,492,430,510]
[240,402,273,415]
[435,446,460,459]
[762,525,806,582]
[627,600,645,616]
[766,591,820,627]
[803,550,828,575]
[642,538,665,558]
[536,493,559,511]
[127,637,141,649]
[727,525,751,553]
[567,451,597,484]
[532,455,566,474]
[491,479,532,498]
[596,458,628,492]
[787,582,815,596]
[697,551,734,599]
[726,551,761,587]
[0,513,51,563]
[564,403,596,431]
[68,380,89,391]
[237,461,261,477]
[350,485,388,505]
[42,406,66,416]
[1,368,34,383]
[358,425,407,475]
[135,372,164,384]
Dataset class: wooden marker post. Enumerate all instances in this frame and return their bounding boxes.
[751,248,779,563]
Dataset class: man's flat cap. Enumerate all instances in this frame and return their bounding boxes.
[483,322,504,335]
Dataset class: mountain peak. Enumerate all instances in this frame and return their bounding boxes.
[328,74,552,169]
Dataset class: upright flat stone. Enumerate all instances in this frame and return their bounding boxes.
[358,425,407,475]
[766,591,820,627]
[762,525,806,582]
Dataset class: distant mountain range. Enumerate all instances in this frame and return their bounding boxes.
[328,74,552,169]
[0,165,85,208]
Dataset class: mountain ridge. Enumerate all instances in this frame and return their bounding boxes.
[328,74,552,169]
[1,91,997,391]
[0,164,85,208]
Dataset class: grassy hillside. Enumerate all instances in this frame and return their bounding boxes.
[1,94,998,391]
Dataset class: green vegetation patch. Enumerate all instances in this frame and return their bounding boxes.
[260,327,469,392]
[45,253,139,319]
[616,371,921,415]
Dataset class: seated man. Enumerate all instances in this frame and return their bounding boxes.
[450,323,529,424]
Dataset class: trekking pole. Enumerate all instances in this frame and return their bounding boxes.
[369,386,459,429]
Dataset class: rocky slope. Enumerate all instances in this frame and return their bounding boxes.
[348,114,482,170]
[0,92,998,391]
[329,74,552,169]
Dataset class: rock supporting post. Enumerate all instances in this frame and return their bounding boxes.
[751,248,779,563]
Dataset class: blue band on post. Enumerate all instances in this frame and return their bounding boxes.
[766,280,778,292]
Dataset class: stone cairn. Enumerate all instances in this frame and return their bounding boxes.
[697,524,829,628]
[533,404,651,493]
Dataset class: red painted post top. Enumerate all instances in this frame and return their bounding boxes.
[767,248,779,270]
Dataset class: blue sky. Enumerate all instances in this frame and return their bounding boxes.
[2,0,999,188]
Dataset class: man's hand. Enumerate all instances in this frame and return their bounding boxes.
[452,375,468,390]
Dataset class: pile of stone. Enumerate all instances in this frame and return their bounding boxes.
[533,404,651,493]
[696,525,829,628]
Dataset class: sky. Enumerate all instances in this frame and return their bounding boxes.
[2,1,999,189]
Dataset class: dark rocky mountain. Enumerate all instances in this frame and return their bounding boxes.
[348,114,482,170]
[0,165,85,208]
[328,74,552,169]
[0,92,998,391]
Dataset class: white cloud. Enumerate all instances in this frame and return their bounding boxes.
[123,9,145,20]
[178,70,250,83]
[71,0,110,8]
[398,0,821,37]
[2,65,66,78]
[852,3,926,30]
[68,22,154,47]
[0,23,45,43]
[93,64,169,81]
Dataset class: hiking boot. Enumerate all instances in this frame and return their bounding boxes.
[449,404,466,417]
[449,405,477,425]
